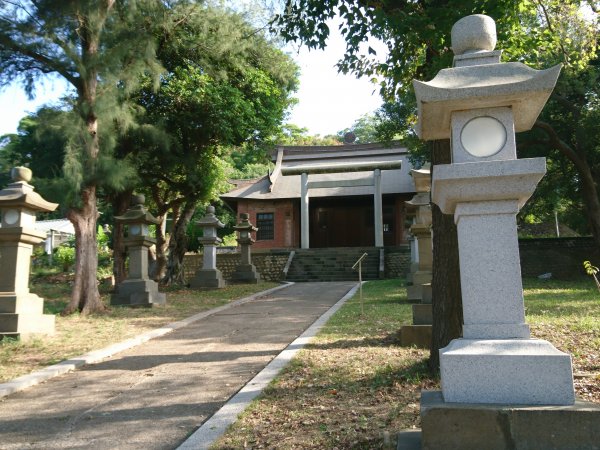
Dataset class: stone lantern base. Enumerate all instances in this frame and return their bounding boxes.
[111,280,166,307]
[190,269,225,289]
[400,283,432,348]
[231,264,260,284]
[414,390,600,450]
[0,293,55,341]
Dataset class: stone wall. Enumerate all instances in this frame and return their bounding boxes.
[183,238,595,282]
[519,237,599,279]
[183,250,291,282]
[385,246,411,278]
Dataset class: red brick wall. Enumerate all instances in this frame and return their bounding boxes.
[237,199,299,249]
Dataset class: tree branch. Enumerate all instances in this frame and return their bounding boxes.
[534,120,588,174]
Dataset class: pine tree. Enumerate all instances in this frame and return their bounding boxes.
[0,0,165,314]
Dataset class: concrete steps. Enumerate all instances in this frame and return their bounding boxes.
[286,247,381,282]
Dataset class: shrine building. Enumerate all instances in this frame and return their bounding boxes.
[221,142,417,249]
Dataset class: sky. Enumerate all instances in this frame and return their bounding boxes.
[0,19,383,138]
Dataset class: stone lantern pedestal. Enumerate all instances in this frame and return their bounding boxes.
[231,213,260,284]
[190,206,225,289]
[112,195,166,307]
[0,167,57,340]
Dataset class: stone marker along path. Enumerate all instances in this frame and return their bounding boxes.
[0,282,356,450]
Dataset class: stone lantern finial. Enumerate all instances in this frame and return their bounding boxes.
[10,166,32,183]
[451,14,497,55]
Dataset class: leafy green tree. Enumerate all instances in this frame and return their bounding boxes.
[0,106,72,213]
[336,113,379,144]
[0,0,165,314]
[120,3,298,283]
[276,123,341,146]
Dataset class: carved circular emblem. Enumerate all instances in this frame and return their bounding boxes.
[3,209,20,225]
[460,116,506,158]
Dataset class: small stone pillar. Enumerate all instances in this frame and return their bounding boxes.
[403,13,599,450]
[0,167,57,340]
[111,194,166,307]
[405,167,432,303]
[190,206,225,289]
[401,167,433,348]
[231,213,260,283]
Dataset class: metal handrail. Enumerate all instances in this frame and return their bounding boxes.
[352,252,368,270]
[352,252,368,315]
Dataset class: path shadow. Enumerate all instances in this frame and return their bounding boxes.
[304,329,404,351]
[83,349,278,372]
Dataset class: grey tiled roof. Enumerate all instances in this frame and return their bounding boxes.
[222,143,415,201]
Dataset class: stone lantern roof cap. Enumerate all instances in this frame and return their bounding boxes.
[410,166,431,193]
[197,206,225,228]
[0,167,58,212]
[233,213,257,232]
[114,194,159,225]
[413,14,561,141]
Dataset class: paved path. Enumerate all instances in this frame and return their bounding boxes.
[0,282,356,450]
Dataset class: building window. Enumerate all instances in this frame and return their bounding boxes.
[256,213,274,240]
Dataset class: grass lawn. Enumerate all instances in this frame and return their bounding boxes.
[0,276,279,383]
[213,277,600,450]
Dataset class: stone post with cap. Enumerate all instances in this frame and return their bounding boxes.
[400,166,433,348]
[405,166,432,304]
[0,167,57,340]
[402,14,600,450]
[190,206,225,289]
[231,213,260,283]
[111,194,166,307]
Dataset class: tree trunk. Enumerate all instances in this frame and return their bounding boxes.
[162,202,196,285]
[111,190,131,285]
[62,186,104,315]
[577,163,600,248]
[151,213,169,281]
[429,139,463,372]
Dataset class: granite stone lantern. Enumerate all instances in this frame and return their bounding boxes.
[405,167,432,303]
[407,14,600,449]
[190,206,225,289]
[231,213,260,283]
[111,194,166,307]
[0,167,57,340]
[400,167,433,348]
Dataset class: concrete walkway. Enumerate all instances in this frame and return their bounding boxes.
[0,282,356,450]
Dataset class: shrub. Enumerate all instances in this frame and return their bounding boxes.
[54,245,75,272]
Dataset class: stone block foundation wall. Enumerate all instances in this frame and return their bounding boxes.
[519,237,600,279]
[385,246,411,279]
[183,250,291,282]
[181,238,592,283]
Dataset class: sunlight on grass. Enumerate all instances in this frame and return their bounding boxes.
[214,279,435,449]
[215,277,600,449]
